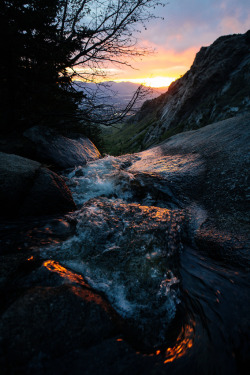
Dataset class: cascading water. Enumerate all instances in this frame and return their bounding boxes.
[44,155,186,347]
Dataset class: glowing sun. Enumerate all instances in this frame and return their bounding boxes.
[139,76,176,88]
[116,76,176,88]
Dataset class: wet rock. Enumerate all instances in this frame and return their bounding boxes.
[42,218,74,237]
[128,152,205,203]
[32,337,153,375]
[0,132,37,160]
[20,167,76,216]
[24,125,101,169]
[48,197,185,347]
[0,215,76,255]
[0,152,76,217]
[20,259,90,289]
[195,227,250,267]
[0,253,33,289]
[0,284,118,373]
[0,152,40,214]
[128,113,250,237]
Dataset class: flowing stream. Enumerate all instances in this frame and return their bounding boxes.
[2,153,248,374]
[38,154,250,373]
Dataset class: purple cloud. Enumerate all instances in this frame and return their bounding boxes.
[141,0,250,52]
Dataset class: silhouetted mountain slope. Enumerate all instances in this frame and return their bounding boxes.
[125,30,250,151]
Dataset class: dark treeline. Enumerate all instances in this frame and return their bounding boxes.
[0,0,162,138]
[0,0,83,134]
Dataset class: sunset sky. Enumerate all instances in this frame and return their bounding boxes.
[111,0,250,87]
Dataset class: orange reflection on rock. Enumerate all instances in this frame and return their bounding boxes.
[129,152,204,176]
[139,205,170,222]
[164,321,195,364]
[43,261,120,321]
[43,260,89,287]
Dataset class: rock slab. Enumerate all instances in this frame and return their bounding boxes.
[24,126,101,169]
[0,152,76,217]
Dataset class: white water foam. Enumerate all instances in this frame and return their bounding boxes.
[66,155,135,206]
[64,259,180,322]
[64,260,139,316]
[43,154,184,337]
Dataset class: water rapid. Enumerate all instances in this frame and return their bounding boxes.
[28,153,250,372]
[44,155,186,347]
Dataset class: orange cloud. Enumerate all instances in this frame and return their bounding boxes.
[114,46,199,81]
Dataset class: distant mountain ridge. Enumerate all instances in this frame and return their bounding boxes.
[123,30,250,151]
[73,80,167,111]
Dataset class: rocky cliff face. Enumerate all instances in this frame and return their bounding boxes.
[132,30,250,149]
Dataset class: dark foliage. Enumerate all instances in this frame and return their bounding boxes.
[0,0,162,138]
[0,0,83,133]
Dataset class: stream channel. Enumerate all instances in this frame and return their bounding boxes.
[1,153,249,374]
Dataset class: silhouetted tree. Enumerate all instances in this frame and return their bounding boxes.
[0,0,163,134]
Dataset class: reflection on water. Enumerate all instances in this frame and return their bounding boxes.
[128,150,204,177]
[164,321,195,364]
[43,260,88,287]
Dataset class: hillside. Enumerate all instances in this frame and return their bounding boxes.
[104,30,250,154]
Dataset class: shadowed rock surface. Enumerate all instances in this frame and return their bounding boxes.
[0,152,76,217]
[24,125,101,169]
[0,282,119,374]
